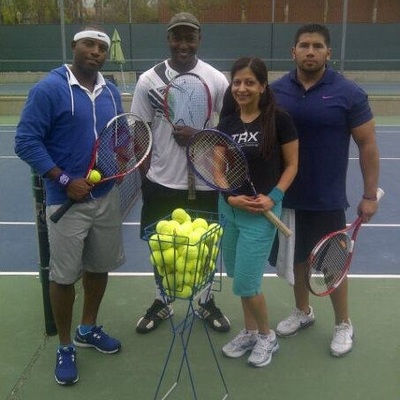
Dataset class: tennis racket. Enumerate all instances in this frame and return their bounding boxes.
[306,188,384,296]
[50,113,152,223]
[186,128,293,238]
[164,72,212,200]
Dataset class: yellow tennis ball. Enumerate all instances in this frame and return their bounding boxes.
[171,208,188,224]
[181,245,199,260]
[179,285,193,299]
[156,220,171,234]
[162,247,178,265]
[87,169,102,183]
[192,218,208,231]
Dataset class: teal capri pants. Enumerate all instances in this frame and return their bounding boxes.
[218,195,281,297]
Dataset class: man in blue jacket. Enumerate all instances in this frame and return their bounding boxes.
[15,26,124,386]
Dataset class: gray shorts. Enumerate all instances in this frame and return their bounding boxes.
[46,186,125,284]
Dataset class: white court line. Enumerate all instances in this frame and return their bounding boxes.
[0,272,399,278]
[349,157,400,160]
[0,221,141,226]
[1,222,398,227]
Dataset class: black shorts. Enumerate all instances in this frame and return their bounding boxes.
[269,209,346,266]
[294,210,346,263]
[140,178,219,238]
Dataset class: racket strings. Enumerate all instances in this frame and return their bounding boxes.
[97,117,151,178]
[309,233,351,291]
[167,76,209,128]
[189,132,247,190]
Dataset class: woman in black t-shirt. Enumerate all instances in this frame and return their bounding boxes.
[219,57,298,368]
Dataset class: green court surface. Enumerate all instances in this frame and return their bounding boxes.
[2,275,399,400]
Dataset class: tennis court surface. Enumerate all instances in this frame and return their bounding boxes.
[1,117,400,399]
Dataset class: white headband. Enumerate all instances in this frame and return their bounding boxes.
[73,30,111,48]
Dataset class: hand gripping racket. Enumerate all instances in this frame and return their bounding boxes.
[186,128,293,237]
[50,113,152,223]
[164,72,212,200]
[306,188,384,296]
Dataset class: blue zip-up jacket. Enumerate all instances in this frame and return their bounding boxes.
[15,65,124,205]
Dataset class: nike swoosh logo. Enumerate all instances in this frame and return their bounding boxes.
[322,95,334,99]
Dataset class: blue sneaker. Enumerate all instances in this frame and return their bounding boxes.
[73,325,121,354]
[54,346,79,386]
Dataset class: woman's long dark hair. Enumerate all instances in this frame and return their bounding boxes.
[222,57,278,160]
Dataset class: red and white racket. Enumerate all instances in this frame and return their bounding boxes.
[186,128,293,237]
[50,113,152,223]
[306,188,384,296]
[164,72,212,200]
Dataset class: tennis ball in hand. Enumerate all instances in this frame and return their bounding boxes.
[87,169,102,184]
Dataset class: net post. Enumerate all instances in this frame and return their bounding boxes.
[31,169,57,336]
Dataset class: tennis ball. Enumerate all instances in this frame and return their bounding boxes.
[208,260,216,272]
[174,224,191,245]
[171,208,188,224]
[162,273,175,291]
[162,247,178,265]
[87,169,102,183]
[183,272,195,287]
[167,220,181,233]
[150,250,164,268]
[175,272,185,289]
[208,223,223,238]
[181,221,193,233]
[182,245,199,260]
[185,258,198,273]
[179,285,193,299]
[156,220,171,235]
[193,271,203,286]
[188,230,202,245]
[148,234,162,252]
[198,243,209,259]
[158,234,173,250]
[210,245,219,261]
[192,218,208,231]
[175,256,186,273]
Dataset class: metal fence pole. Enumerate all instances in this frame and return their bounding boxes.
[339,0,349,73]
[59,0,67,64]
[31,170,57,336]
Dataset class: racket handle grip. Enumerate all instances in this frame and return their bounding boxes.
[49,199,75,223]
[263,210,293,238]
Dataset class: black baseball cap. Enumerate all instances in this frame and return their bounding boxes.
[167,12,200,31]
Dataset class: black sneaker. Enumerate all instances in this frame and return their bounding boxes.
[197,294,230,332]
[136,299,174,333]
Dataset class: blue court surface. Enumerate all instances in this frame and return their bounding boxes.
[2,121,400,400]
[1,121,399,277]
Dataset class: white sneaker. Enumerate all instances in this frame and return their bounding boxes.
[276,306,315,337]
[330,320,354,357]
[222,329,258,358]
[247,331,279,368]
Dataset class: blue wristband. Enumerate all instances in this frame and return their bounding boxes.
[268,186,284,204]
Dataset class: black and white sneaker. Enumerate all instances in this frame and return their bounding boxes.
[136,299,174,334]
[197,294,230,332]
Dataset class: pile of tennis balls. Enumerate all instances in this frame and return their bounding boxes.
[148,208,223,299]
